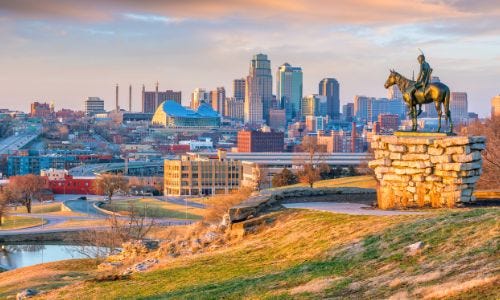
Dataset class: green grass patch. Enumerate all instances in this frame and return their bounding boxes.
[0,216,46,230]
[101,199,201,220]
[10,202,62,214]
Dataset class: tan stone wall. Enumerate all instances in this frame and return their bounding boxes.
[369,135,485,209]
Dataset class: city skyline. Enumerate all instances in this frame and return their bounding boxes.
[0,1,499,116]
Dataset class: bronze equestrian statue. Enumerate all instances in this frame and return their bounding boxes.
[384,53,452,133]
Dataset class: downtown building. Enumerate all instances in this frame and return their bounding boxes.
[237,129,284,152]
[224,97,244,120]
[354,96,406,123]
[142,84,182,113]
[30,102,54,118]
[210,87,226,115]
[276,63,303,122]
[233,78,246,101]
[190,88,209,110]
[450,92,468,123]
[163,150,242,196]
[84,97,105,116]
[244,54,273,127]
[319,78,340,122]
[301,94,327,117]
[491,95,500,119]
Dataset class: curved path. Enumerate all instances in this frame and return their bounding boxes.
[283,202,427,216]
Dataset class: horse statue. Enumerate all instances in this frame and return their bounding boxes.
[384,70,452,133]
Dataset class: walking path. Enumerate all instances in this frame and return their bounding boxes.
[283,202,427,216]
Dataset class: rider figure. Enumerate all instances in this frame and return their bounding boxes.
[407,53,432,116]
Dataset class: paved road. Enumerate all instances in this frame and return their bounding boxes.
[159,196,206,209]
[283,202,427,216]
[64,199,106,216]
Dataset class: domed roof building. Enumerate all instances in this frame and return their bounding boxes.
[152,100,220,128]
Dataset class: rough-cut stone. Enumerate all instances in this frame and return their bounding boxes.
[430,155,451,164]
[451,151,482,163]
[428,146,444,156]
[370,134,485,209]
[408,145,427,153]
[388,144,406,153]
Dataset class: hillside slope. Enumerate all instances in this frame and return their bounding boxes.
[24,207,499,299]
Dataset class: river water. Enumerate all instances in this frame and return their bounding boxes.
[0,244,103,270]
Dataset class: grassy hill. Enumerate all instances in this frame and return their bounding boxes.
[0,176,498,299]
[0,207,496,299]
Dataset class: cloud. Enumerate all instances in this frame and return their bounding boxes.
[0,0,475,24]
[122,13,183,24]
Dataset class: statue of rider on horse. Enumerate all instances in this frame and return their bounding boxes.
[384,51,453,133]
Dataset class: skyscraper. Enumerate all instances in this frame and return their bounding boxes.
[244,54,272,127]
[210,87,225,115]
[276,63,303,122]
[342,103,354,122]
[387,85,403,100]
[233,79,246,101]
[491,95,500,119]
[450,92,468,123]
[142,85,182,113]
[84,97,105,116]
[191,88,209,110]
[319,78,340,121]
[301,94,327,117]
[224,97,244,120]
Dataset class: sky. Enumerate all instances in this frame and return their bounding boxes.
[0,0,499,116]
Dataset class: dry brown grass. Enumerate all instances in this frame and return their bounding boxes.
[203,187,253,223]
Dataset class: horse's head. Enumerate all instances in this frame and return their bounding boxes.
[384,69,397,89]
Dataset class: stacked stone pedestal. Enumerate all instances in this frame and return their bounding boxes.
[369,135,486,209]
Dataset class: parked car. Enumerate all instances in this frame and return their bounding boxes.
[77,196,87,200]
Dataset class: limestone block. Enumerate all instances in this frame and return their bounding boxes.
[392,160,409,167]
[425,175,442,182]
[380,136,398,144]
[371,135,381,142]
[370,141,380,149]
[394,167,424,175]
[470,136,486,144]
[461,189,473,197]
[402,153,430,161]
[407,160,432,168]
[435,163,463,172]
[451,151,482,163]
[383,174,410,182]
[412,175,425,182]
[388,144,406,153]
[445,145,471,155]
[430,155,451,164]
[408,144,428,153]
[433,136,471,148]
[428,146,444,156]
[460,162,482,171]
[399,137,434,145]
[374,150,390,159]
[374,166,391,174]
[369,158,392,168]
[407,186,416,193]
[444,176,480,185]
[389,152,403,160]
[424,168,433,175]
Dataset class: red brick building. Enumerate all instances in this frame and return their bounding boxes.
[47,175,97,194]
[237,130,284,152]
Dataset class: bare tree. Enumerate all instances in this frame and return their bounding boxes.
[93,174,129,202]
[8,175,46,213]
[71,202,155,259]
[0,188,12,226]
[461,118,500,189]
[297,136,330,188]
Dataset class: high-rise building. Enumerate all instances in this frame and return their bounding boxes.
[491,95,500,119]
[342,103,354,122]
[268,109,287,131]
[301,94,327,117]
[276,63,303,122]
[142,84,182,113]
[450,92,468,123]
[354,96,405,123]
[378,114,400,132]
[244,54,272,126]
[233,79,246,101]
[354,95,374,123]
[210,87,225,115]
[224,97,244,120]
[191,88,209,110]
[30,102,53,118]
[237,130,284,152]
[84,97,105,116]
[319,78,340,121]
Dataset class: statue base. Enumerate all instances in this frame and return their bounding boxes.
[369,134,486,209]
[395,131,456,137]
